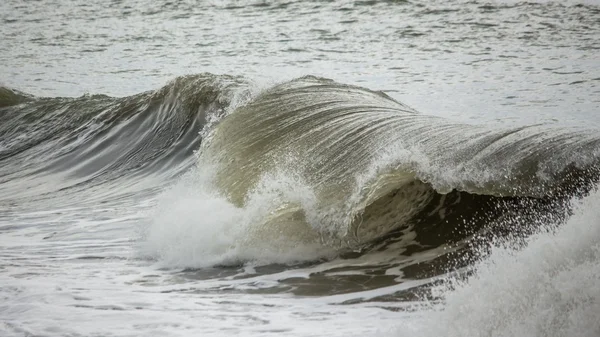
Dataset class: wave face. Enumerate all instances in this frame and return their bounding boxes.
[198,76,600,248]
[0,74,252,206]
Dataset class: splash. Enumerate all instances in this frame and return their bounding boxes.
[141,166,336,268]
[396,188,600,337]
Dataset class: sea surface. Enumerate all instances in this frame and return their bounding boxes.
[1,0,600,336]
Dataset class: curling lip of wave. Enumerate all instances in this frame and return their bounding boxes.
[198,75,600,244]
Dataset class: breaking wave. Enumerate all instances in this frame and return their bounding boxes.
[200,76,598,240]
[2,73,599,266]
[144,75,600,267]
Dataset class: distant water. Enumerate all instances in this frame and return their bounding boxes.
[1,1,599,336]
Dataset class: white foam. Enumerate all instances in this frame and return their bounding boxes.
[394,188,600,337]
[141,166,336,268]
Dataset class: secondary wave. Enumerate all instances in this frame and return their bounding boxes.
[0,73,253,205]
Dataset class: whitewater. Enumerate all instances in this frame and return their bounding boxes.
[1,0,599,336]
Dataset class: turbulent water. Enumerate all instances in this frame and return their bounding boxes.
[2,0,600,336]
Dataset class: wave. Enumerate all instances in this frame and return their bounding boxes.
[196,75,600,250]
[2,73,599,263]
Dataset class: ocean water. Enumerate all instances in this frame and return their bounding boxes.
[1,0,599,336]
